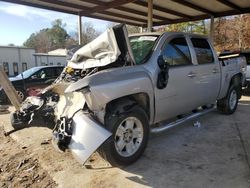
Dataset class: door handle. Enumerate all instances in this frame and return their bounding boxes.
[212,68,218,73]
[187,72,196,78]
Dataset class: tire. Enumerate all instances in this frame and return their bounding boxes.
[10,112,28,129]
[15,88,26,102]
[217,85,239,114]
[99,105,149,167]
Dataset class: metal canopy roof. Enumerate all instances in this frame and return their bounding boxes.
[1,0,250,26]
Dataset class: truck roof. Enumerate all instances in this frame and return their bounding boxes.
[129,32,209,39]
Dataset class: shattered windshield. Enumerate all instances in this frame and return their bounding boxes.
[129,35,158,65]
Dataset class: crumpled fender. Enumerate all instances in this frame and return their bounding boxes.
[65,67,154,123]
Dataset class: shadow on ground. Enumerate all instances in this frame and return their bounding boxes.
[120,99,250,187]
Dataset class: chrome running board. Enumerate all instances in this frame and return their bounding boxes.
[150,106,215,134]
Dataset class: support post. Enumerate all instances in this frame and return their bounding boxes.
[78,13,83,45]
[0,66,21,111]
[210,16,214,44]
[147,0,153,32]
[139,26,143,33]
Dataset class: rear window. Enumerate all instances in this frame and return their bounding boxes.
[191,38,214,64]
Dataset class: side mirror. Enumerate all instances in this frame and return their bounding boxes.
[157,55,169,70]
[157,55,169,89]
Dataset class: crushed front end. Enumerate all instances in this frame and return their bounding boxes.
[10,24,134,164]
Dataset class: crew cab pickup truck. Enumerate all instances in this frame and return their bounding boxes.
[10,24,247,166]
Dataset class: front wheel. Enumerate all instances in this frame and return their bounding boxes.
[99,105,149,166]
[217,85,239,114]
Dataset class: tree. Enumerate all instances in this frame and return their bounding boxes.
[164,21,208,34]
[126,25,141,34]
[81,22,99,45]
[213,14,250,52]
[23,19,76,52]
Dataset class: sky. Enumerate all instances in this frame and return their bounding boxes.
[0,2,111,46]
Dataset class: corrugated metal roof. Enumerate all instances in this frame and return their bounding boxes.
[1,0,250,26]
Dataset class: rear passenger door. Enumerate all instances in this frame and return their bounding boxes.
[189,37,220,104]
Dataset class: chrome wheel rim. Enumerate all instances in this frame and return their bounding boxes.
[17,90,24,101]
[114,117,144,157]
[229,90,237,110]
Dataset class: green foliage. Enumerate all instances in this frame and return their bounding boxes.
[164,20,208,34]
[23,19,77,52]
[126,25,141,34]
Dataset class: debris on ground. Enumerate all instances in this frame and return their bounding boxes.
[0,126,56,188]
[41,138,51,145]
[193,121,201,128]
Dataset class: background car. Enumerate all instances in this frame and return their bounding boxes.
[0,65,64,104]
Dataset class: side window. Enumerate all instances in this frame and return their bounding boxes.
[3,62,9,76]
[35,68,53,79]
[22,62,27,71]
[13,62,18,76]
[162,37,191,66]
[55,67,63,76]
[191,38,214,64]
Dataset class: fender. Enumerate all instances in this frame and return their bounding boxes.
[65,66,155,123]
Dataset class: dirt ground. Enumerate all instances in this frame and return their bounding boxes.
[0,126,56,188]
[1,94,250,187]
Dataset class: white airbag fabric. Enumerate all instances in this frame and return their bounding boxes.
[67,28,120,70]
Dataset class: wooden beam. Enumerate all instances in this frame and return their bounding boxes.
[90,14,143,26]
[0,66,21,111]
[117,6,173,22]
[152,7,250,27]
[37,0,145,23]
[152,14,209,27]
[84,0,138,14]
[78,13,83,45]
[0,0,78,15]
[147,0,153,32]
[210,16,214,44]
[217,0,242,13]
[99,10,147,23]
[171,0,215,15]
[134,1,192,19]
[78,0,106,6]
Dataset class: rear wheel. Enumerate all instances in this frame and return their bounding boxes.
[99,105,149,166]
[217,85,239,114]
[16,88,26,102]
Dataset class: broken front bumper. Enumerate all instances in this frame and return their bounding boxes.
[68,111,112,164]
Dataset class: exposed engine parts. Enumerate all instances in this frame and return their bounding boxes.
[52,117,73,151]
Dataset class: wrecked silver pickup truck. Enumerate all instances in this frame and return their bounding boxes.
[11,24,247,166]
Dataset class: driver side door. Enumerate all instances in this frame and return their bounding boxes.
[154,35,201,123]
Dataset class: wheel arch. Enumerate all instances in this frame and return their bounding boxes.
[105,92,152,124]
[230,73,243,98]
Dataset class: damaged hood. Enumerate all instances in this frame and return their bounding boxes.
[67,24,135,70]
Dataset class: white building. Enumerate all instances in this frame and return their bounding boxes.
[34,48,67,67]
[0,46,35,76]
[0,46,67,77]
